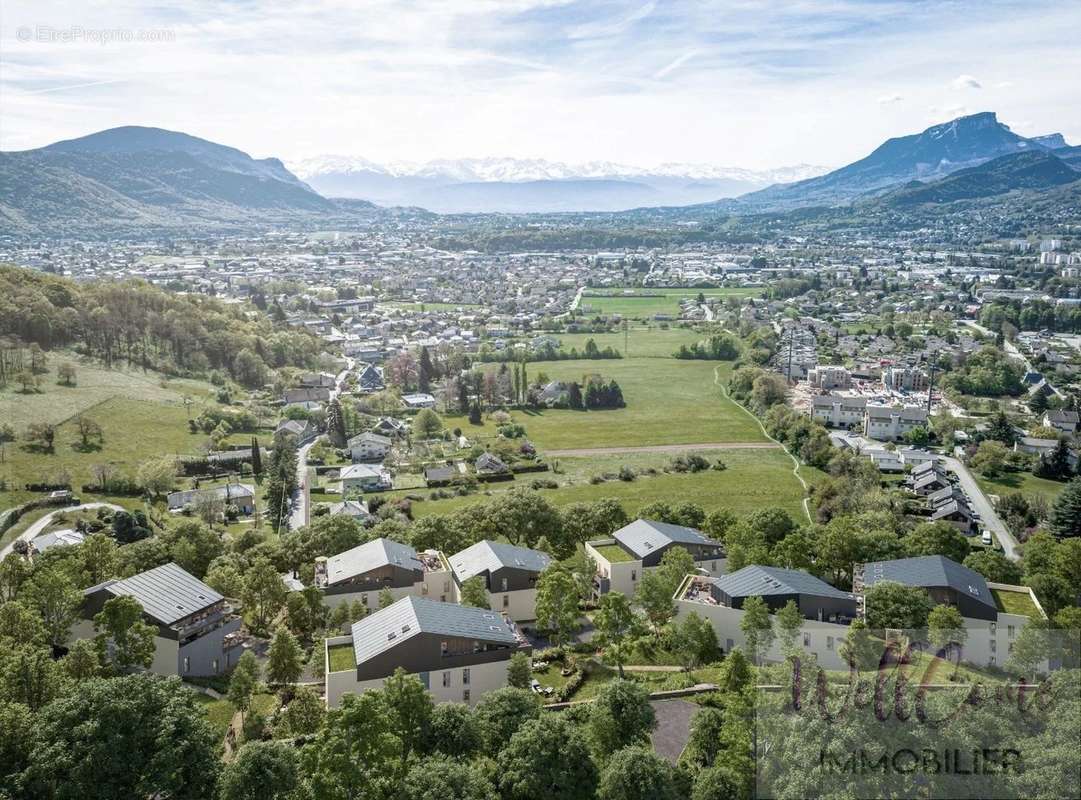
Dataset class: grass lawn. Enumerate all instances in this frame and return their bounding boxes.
[465,359,762,450]
[976,471,1067,506]
[395,446,809,521]
[553,326,706,359]
[193,692,279,740]
[0,395,224,510]
[328,643,357,672]
[579,288,761,318]
[992,587,1042,618]
[593,543,634,563]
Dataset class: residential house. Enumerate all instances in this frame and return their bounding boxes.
[340,463,393,493]
[475,452,509,476]
[326,500,372,522]
[811,395,867,429]
[905,462,951,495]
[883,366,929,392]
[71,563,242,677]
[1043,410,1079,435]
[587,519,726,599]
[300,372,337,388]
[167,483,255,514]
[348,431,393,462]
[313,538,452,609]
[449,540,552,622]
[424,465,458,486]
[926,488,977,534]
[373,417,408,438]
[325,597,531,708]
[275,418,318,442]
[356,363,385,393]
[1015,437,1078,468]
[30,528,86,554]
[675,566,857,669]
[402,393,437,410]
[283,386,331,405]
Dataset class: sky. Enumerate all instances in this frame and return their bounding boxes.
[1,0,1079,170]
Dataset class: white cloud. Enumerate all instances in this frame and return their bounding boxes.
[653,50,698,80]
[951,74,982,90]
[876,93,904,104]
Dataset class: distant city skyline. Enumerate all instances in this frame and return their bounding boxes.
[2,0,1079,170]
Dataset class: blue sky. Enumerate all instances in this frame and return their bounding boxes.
[2,0,1079,169]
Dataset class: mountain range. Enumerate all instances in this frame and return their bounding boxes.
[0,113,1078,237]
[288,156,829,213]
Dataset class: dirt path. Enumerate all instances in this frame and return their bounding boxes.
[544,442,780,457]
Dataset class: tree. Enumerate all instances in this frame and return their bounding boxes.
[162,519,224,578]
[228,650,261,723]
[26,674,218,799]
[21,569,81,647]
[497,715,598,800]
[0,553,31,602]
[1034,438,1073,481]
[692,764,746,800]
[458,576,489,609]
[468,401,482,425]
[963,550,1022,584]
[63,638,102,681]
[279,685,325,736]
[413,408,443,440]
[671,611,720,670]
[597,746,678,800]
[74,415,103,449]
[1048,477,1081,538]
[637,570,678,633]
[472,687,541,755]
[111,509,150,544]
[740,595,775,664]
[242,558,287,634]
[250,436,263,476]
[57,361,77,386]
[927,605,967,656]
[1005,620,1051,679]
[93,595,156,671]
[378,587,395,609]
[657,545,696,590]
[507,651,532,689]
[534,565,580,644]
[402,756,494,800]
[863,581,934,630]
[382,668,434,766]
[588,678,657,758]
[487,488,563,548]
[27,422,56,452]
[136,456,177,496]
[594,591,640,677]
[985,410,1018,445]
[970,439,1010,478]
[905,521,970,563]
[266,627,304,686]
[424,702,483,757]
[219,741,299,800]
[840,619,881,672]
[775,600,803,658]
[78,532,118,585]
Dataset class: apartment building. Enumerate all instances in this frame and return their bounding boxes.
[807,365,852,390]
[325,596,530,708]
[313,538,452,609]
[810,395,867,429]
[587,519,725,599]
[863,404,928,441]
[72,562,242,677]
[448,540,552,622]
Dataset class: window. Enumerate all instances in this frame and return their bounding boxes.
[444,581,451,593]
[361,594,368,605]
[710,561,716,572]
[463,668,470,685]
[443,671,451,688]
[1008,625,1015,638]
[441,641,448,655]
[212,659,219,672]
[990,622,996,635]
[440,595,447,602]
[422,584,429,595]
[990,640,997,653]
[631,570,637,582]
[503,595,509,608]
[803,633,811,647]
[501,577,508,591]
[1008,642,1014,654]
[726,639,734,652]
[183,657,190,673]
[463,689,470,703]
[826,636,834,651]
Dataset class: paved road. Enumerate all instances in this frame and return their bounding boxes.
[288,359,354,531]
[0,502,124,560]
[943,455,1020,560]
[650,699,699,765]
[544,442,780,457]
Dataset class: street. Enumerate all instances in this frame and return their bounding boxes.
[0,502,124,560]
[942,455,1020,560]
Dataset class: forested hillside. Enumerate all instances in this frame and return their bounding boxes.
[0,265,322,387]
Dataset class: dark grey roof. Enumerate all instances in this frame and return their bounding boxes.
[712,565,855,601]
[860,556,995,614]
[350,596,519,664]
[613,519,721,559]
[449,540,551,581]
[99,562,223,625]
[325,538,420,584]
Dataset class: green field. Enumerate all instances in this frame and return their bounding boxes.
[328,644,357,672]
[976,471,1066,506]
[464,359,763,450]
[553,326,705,358]
[398,447,807,520]
[579,287,761,318]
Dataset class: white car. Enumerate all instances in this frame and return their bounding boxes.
[981,530,993,546]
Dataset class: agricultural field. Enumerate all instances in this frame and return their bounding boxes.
[396,446,809,521]
[553,325,705,358]
[578,287,761,318]
[462,359,764,450]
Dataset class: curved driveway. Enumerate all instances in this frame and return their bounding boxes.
[0,502,124,560]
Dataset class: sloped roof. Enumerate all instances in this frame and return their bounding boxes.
[95,562,222,626]
[449,540,551,581]
[325,538,419,584]
[351,596,519,664]
[860,556,995,614]
[613,519,721,559]
[712,565,855,601]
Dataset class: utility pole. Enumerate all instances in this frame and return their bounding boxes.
[622,318,629,357]
[786,331,794,384]
[926,360,936,416]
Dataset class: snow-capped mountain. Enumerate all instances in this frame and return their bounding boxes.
[286,155,830,212]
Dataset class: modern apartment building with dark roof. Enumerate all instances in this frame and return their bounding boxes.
[586,519,726,599]
[312,537,453,609]
[71,562,243,677]
[448,539,552,621]
[325,596,530,707]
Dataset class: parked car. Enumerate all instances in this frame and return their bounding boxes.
[981,530,993,546]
